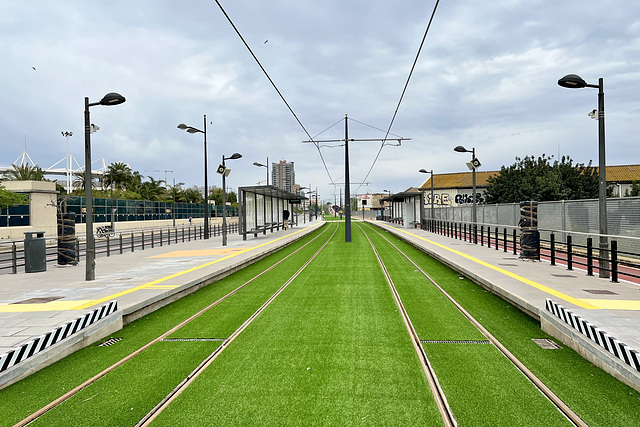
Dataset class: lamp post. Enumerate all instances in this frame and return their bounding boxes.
[222,152,242,246]
[177,116,209,239]
[454,145,478,225]
[253,157,269,186]
[84,92,126,281]
[61,131,73,194]
[299,186,308,224]
[419,169,435,226]
[558,74,609,278]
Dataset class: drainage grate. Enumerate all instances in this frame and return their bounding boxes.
[161,338,226,342]
[12,296,64,304]
[98,337,123,347]
[532,338,561,349]
[420,340,491,344]
[583,289,618,295]
[498,263,518,267]
[551,274,577,278]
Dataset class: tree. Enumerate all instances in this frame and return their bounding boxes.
[4,163,45,181]
[102,162,133,191]
[183,188,203,204]
[138,176,166,201]
[628,180,640,197]
[484,154,600,204]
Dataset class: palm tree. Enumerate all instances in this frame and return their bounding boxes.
[103,162,133,191]
[183,188,203,204]
[138,176,166,201]
[4,163,45,181]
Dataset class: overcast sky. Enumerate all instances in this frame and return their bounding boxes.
[2,0,639,201]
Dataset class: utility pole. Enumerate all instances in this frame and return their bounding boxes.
[303,115,410,243]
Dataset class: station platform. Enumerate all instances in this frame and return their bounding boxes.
[370,219,640,392]
[0,220,324,388]
[2,218,640,394]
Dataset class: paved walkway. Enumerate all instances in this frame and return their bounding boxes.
[0,220,324,387]
[2,218,640,392]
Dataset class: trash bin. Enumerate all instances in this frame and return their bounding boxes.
[24,231,46,273]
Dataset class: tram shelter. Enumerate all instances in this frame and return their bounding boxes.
[380,188,423,228]
[238,185,306,240]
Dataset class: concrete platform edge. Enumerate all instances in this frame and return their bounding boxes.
[0,222,323,390]
[0,312,123,389]
[542,312,640,392]
[371,221,640,392]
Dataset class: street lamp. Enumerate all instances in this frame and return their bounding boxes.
[454,145,478,225]
[177,116,209,239]
[222,152,242,246]
[253,157,269,186]
[419,169,435,226]
[61,131,73,194]
[84,92,125,281]
[558,73,609,278]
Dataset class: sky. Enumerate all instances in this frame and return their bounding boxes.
[2,0,640,203]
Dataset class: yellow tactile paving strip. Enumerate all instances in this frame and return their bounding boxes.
[378,222,640,311]
[0,225,316,313]
[582,299,640,310]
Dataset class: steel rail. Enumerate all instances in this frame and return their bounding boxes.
[137,223,339,425]
[14,223,335,427]
[363,222,588,427]
[356,223,457,427]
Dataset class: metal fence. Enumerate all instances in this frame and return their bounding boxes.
[0,222,239,275]
[63,197,239,224]
[429,196,640,253]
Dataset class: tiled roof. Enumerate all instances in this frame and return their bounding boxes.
[419,164,640,190]
[605,165,640,182]
[419,171,499,190]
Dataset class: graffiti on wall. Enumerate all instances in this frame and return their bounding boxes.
[425,192,483,207]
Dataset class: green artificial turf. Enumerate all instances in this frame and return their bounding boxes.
[29,341,219,426]
[363,223,640,426]
[0,225,331,426]
[152,225,444,426]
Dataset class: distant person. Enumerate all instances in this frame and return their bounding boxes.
[189,217,192,225]
[283,209,290,230]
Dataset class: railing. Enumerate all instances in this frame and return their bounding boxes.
[0,222,239,275]
[422,219,640,284]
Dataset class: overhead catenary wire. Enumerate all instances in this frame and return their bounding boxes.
[213,0,335,184]
[354,0,441,194]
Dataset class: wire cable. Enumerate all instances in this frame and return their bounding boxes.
[354,0,441,194]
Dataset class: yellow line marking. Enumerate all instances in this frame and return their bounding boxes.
[582,299,640,310]
[377,222,600,310]
[72,225,320,310]
[149,248,247,258]
[0,300,93,312]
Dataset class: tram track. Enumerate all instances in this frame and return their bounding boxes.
[14,223,338,427]
[357,222,588,427]
[357,223,456,427]
[136,223,339,425]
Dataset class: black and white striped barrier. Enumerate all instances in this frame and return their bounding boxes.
[0,300,118,375]
[545,298,640,372]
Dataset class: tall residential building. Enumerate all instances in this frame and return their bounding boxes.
[272,160,295,192]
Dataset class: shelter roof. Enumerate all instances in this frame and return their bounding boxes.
[238,185,306,201]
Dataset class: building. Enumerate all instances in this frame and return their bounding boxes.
[272,160,295,193]
[417,164,640,208]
